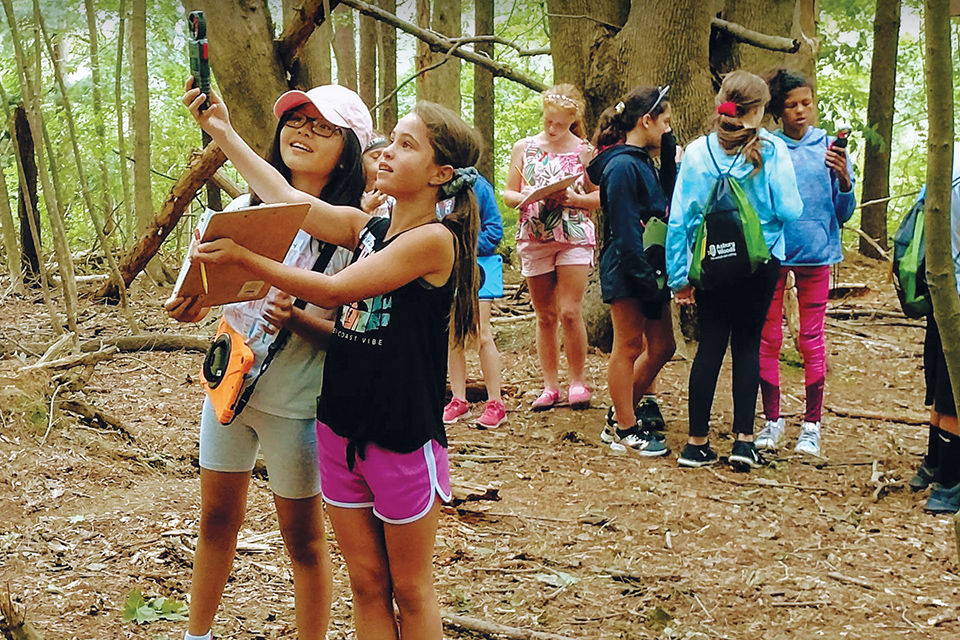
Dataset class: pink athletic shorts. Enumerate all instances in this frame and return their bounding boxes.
[517,240,595,278]
[316,421,452,524]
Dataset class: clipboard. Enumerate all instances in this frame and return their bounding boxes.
[172,201,311,307]
[517,173,580,209]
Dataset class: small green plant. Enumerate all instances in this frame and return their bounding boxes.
[122,589,187,625]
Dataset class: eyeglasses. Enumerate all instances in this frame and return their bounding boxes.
[644,85,671,117]
[284,112,342,138]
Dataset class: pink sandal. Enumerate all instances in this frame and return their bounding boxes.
[567,384,591,409]
[531,388,560,412]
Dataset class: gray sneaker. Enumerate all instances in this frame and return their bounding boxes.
[795,421,822,456]
[755,418,785,450]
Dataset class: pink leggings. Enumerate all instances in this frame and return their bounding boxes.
[759,265,830,423]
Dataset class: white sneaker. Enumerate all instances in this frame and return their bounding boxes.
[755,418,785,450]
[795,421,822,456]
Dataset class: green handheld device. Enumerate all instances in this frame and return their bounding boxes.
[187,11,210,112]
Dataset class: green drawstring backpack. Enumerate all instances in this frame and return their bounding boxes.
[688,140,771,290]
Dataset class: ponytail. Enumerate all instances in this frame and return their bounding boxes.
[593,86,670,150]
[441,187,480,348]
[711,70,771,176]
[412,101,482,349]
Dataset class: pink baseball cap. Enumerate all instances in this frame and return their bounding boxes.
[273,84,374,150]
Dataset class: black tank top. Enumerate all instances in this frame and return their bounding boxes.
[318,217,453,460]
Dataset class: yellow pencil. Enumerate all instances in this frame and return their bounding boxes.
[200,262,209,294]
[513,164,529,186]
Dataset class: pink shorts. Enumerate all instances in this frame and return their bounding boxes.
[316,422,452,524]
[517,241,595,278]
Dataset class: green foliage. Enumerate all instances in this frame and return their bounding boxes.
[121,589,187,625]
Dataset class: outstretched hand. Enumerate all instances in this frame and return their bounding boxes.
[674,285,696,307]
[182,77,231,138]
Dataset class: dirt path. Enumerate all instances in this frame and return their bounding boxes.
[0,257,958,639]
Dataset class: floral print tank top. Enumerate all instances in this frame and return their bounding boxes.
[517,137,596,247]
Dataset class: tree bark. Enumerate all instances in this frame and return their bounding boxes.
[377,0,398,132]
[333,4,358,90]
[0,140,22,292]
[12,106,39,280]
[358,9,378,128]
[420,0,461,112]
[416,0,431,101]
[924,0,960,417]
[115,0,134,245]
[97,143,227,301]
[859,0,900,258]
[84,0,117,237]
[130,0,152,236]
[279,0,333,90]
[711,0,797,78]
[474,0,495,182]
[789,0,820,84]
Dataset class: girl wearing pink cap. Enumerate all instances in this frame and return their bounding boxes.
[185,78,483,638]
[167,83,371,640]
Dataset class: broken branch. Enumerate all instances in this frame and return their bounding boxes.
[442,611,580,640]
[275,0,341,70]
[711,17,800,53]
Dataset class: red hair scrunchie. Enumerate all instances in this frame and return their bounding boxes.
[717,101,739,117]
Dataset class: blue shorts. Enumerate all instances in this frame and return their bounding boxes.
[199,397,321,500]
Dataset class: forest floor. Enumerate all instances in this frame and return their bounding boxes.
[0,254,959,640]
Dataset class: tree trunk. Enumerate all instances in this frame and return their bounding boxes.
[39,10,139,333]
[4,0,79,340]
[377,0,398,132]
[130,0,152,237]
[474,0,494,182]
[420,0,461,112]
[416,0,431,101]
[0,142,22,292]
[711,0,797,77]
[115,0,134,245]
[13,106,40,280]
[283,0,334,90]
[333,4,359,90]
[84,0,116,237]
[859,0,900,258]
[358,9,378,128]
[545,0,630,127]
[924,0,960,416]
[789,0,819,84]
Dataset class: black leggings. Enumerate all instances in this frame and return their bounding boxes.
[688,260,780,438]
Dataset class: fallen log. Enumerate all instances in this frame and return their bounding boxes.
[97,141,226,301]
[442,611,579,640]
[79,333,210,353]
[22,346,118,373]
[58,397,136,440]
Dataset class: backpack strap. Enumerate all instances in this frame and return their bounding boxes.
[227,240,339,424]
[705,133,749,178]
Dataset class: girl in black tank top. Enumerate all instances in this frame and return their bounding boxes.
[190,97,482,640]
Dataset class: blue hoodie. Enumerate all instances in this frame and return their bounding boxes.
[474,174,504,256]
[666,130,804,291]
[773,127,856,266]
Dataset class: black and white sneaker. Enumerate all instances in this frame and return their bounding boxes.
[600,407,618,444]
[677,442,718,468]
[729,440,764,469]
[611,425,670,456]
[636,396,666,432]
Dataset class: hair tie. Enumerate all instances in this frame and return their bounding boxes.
[439,166,479,201]
[614,101,625,115]
[717,101,739,117]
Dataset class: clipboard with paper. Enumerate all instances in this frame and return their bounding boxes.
[517,173,581,209]
[172,201,311,307]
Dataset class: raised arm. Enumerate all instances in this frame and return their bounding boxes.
[183,82,369,250]
[193,224,455,309]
